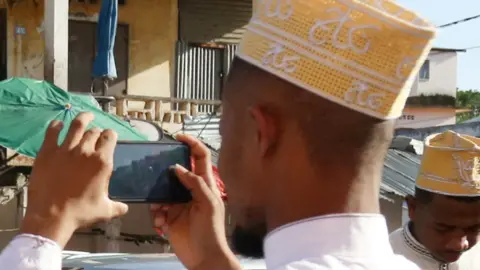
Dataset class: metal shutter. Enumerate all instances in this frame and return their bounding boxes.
[179,0,252,44]
[174,42,238,112]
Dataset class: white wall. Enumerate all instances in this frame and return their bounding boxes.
[409,75,420,96]
[415,51,458,97]
[0,198,20,249]
[402,201,409,225]
[399,50,459,129]
[396,110,456,128]
[380,194,404,233]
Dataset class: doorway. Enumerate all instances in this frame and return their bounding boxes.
[68,20,129,94]
[0,9,7,80]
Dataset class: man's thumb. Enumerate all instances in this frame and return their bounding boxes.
[175,164,213,204]
[110,201,129,218]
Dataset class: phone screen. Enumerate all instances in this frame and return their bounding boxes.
[109,142,192,203]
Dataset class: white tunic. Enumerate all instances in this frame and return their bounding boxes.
[264,214,419,269]
[0,234,61,270]
[0,214,418,269]
[389,223,480,270]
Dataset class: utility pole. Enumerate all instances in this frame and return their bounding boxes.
[44,0,69,89]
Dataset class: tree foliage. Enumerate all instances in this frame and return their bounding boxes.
[406,94,455,107]
[456,90,480,108]
[456,89,480,123]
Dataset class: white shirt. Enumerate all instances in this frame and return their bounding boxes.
[264,214,420,269]
[0,214,417,270]
[0,234,61,270]
[390,223,480,270]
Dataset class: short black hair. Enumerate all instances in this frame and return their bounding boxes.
[223,58,395,168]
[415,187,480,204]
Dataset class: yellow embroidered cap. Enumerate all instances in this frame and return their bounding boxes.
[238,0,437,119]
[416,131,480,197]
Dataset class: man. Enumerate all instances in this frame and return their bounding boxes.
[0,114,129,269]
[390,131,480,270]
[0,113,220,269]
[152,0,436,269]
[0,0,436,269]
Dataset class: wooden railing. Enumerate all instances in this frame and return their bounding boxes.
[115,95,222,123]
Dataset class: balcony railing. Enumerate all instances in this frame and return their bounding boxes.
[115,95,222,123]
[4,95,222,167]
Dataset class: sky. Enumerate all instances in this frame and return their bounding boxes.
[397,0,480,90]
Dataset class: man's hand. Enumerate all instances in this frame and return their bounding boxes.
[21,112,128,248]
[150,134,241,270]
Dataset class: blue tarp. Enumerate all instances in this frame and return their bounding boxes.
[92,0,118,79]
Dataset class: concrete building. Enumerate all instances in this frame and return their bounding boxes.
[0,2,464,130]
[397,48,465,128]
[0,0,178,253]
[0,0,177,98]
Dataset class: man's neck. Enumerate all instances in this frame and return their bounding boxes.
[408,222,452,264]
[408,222,419,243]
[408,222,430,252]
[265,166,382,232]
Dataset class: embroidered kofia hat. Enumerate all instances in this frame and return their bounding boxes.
[416,131,480,197]
[237,0,436,119]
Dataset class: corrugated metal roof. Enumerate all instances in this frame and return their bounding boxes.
[395,122,480,141]
[183,115,221,151]
[382,149,420,197]
[178,0,252,44]
[162,129,220,166]
[463,116,480,123]
[431,47,467,53]
[183,116,421,198]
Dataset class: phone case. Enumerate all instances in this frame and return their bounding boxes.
[109,141,192,203]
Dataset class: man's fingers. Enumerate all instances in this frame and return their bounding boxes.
[155,227,167,236]
[42,120,63,152]
[176,134,214,187]
[95,129,118,161]
[176,135,220,196]
[150,204,162,211]
[150,204,170,230]
[150,205,176,234]
[152,211,167,228]
[150,204,169,212]
[63,112,94,150]
[175,164,214,205]
[110,201,129,218]
[79,127,102,153]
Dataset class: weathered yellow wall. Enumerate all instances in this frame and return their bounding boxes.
[0,0,180,252]
[0,198,19,249]
[4,0,177,97]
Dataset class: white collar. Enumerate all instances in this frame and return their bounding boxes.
[264,214,394,269]
[402,222,438,261]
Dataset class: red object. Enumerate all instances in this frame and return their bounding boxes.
[155,160,227,236]
[155,228,164,236]
[190,157,227,201]
[212,165,227,201]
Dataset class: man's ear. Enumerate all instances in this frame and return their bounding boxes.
[405,195,416,221]
[248,105,278,157]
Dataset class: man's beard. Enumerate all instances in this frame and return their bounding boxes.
[231,224,267,258]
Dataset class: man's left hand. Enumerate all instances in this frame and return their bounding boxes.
[21,112,128,248]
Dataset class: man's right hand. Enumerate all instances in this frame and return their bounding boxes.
[150,134,241,270]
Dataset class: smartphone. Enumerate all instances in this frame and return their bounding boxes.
[109,141,192,203]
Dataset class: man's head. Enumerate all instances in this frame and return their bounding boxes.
[409,131,480,262]
[406,187,480,263]
[217,0,435,258]
[219,58,395,257]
